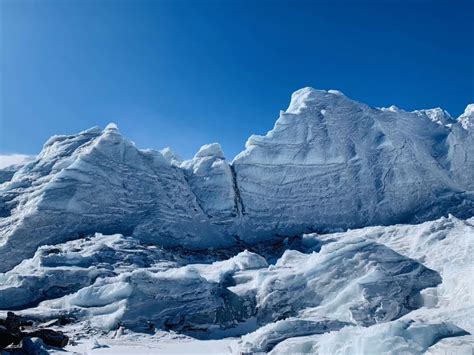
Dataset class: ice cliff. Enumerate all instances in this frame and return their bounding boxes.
[0,88,473,272]
[1,88,473,353]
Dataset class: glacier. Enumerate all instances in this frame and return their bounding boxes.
[0,87,473,354]
[1,88,473,272]
[1,215,472,354]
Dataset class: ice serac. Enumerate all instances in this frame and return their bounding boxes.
[458,104,474,130]
[233,87,474,242]
[180,143,238,220]
[0,125,230,272]
[159,147,183,166]
[413,107,454,126]
[1,88,473,272]
[446,104,474,190]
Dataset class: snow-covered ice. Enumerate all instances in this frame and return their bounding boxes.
[0,88,473,354]
[0,215,468,354]
[1,88,473,272]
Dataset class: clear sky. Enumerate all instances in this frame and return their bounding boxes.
[1,0,473,160]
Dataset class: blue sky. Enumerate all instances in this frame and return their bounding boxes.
[1,0,473,160]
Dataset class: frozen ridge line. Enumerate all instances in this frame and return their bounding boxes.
[0,87,473,272]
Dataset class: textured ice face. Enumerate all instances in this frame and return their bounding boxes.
[159,147,183,166]
[194,143,225,159]
[0,155,35,184]
[266,320,469,355]
[0,88,473,272]
[0,234,179,309]
[180,143,237,219]
[0,126,232,272]
[233,88,473,242]
[230,215,474,354]
[413,107,454,126]
[230,237,441,326]
[5,227,440,337]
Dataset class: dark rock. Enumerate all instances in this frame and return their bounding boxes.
[0,312,69,350]
[5,312,32,331]
[21,337,49,355]
[5,312,22,332]
[23,328,69,348]
[0,325,20,348]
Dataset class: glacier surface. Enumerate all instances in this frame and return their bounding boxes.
[1,215,472,354]
[0,87,473,354]
[1,88,473,272]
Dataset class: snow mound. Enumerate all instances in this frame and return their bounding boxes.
[0,233,178,309]
[413,107,454,126]
[0,154,35,170]
[5,227,440,339]
[0,216,471,354]
[24,251,267,334]
[194,143,225,159]
[248,214,474,353]
[235,318,349,353]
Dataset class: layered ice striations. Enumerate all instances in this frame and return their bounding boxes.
[0,87,473,271]
[233,88,474,242]
[0,126,231,272]
[180,143,238,220]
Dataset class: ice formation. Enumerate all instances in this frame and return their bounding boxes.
[1,88,473,272]
[233,88,473,241]
[0,88,473,353]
